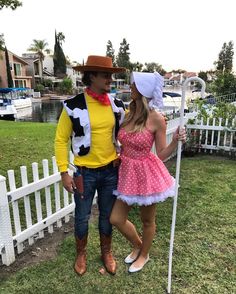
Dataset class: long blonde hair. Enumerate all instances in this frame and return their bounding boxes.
[122,96,150,132]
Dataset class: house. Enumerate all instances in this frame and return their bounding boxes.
[183,72,197,79]
[0,49,32,88]
[164,71,197,86]
[22,53,44,89]
[21,53,82,90]
[42,55,83,88]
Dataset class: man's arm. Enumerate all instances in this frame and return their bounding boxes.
[55,109,76,193]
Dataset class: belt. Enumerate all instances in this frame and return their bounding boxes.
[78,159,120,172]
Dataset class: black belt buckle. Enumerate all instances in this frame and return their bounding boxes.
[81,161,114,171]
[95,162,113,171]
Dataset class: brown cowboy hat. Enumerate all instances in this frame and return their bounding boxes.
[73,55,126,73]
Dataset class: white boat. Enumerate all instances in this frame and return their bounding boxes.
[114,89,187,113]
[114,89,131,108]
[162,91,186,112]
[13,97,32,109]
[0,99,17,119]
[0,88,32,119]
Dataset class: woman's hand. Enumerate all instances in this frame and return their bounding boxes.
[160,112,168,125]
[173,127,187,143]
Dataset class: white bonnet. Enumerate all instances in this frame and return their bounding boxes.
[130,71,164,109]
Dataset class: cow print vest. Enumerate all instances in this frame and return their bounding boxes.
[63,93,126,156]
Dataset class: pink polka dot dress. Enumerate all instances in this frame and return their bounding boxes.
[113,128,175,206]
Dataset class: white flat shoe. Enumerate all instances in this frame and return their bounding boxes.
[124,252,139,264]
[128,255,150,273]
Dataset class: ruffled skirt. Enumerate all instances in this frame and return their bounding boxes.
[114,151,176,206]
[113,177,175,206]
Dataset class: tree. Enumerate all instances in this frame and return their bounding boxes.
[211,72,236,96]
[143,62,166,75]
[116,38,132,81]
[171,69,186,74]
[212,41,236,96]
[0,0,22,10]
[53,31,67,78]
[65,55,72,65]
[130,61,143,72]
[28,39,50,78]
[116,38,131,69]
[5,47,13,87]
[58,77,73,94]
[0,33,5,50]
[198,71,208,82]
[106,40,116,66]
[214,41,234,73]
[57,32,65,46]
[0,34,5,62]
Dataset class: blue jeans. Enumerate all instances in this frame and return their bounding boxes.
[74,165,118,239]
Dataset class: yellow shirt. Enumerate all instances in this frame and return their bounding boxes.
[55,93,117,172]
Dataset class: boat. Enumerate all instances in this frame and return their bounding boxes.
[162,91,186,113]
[0,88,33,119]
[0,98,17,120]
[114,89,186,113]
[114,89,131,108]
[0,88,32,109]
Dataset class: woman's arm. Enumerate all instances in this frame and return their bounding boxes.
[152,112,186,161]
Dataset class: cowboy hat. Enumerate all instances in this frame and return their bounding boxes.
[73,55,126,73]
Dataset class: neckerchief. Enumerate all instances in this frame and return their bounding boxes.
[86,87,110,105]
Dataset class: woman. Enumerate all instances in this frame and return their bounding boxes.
[110,72,186,273]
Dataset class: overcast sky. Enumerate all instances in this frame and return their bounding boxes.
[1,0,236,72]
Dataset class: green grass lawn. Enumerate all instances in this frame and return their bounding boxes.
[0,120,57,182]
[0,121,235,293]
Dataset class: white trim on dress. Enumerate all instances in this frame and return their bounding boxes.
[113,182,176,206]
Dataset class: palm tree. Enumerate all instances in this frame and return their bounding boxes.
[28,39,50,78]
[57,32,65,46]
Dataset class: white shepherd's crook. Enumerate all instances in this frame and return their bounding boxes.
[167,77,206,293]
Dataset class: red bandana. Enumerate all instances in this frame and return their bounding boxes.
[86,88,110,105]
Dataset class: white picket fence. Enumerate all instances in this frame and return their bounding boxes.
[0,155,76,266]
[0,111,221,267]
[186,116,236,153]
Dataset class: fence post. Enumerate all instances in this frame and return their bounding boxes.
[0,175,15,265]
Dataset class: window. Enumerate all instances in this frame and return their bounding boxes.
[14,80,25,88]
[14,63,22,76]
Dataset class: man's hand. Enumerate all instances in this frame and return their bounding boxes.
[61,173,76,193]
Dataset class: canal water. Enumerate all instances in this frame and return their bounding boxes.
[16,100,63,123]
[15,86,196,123]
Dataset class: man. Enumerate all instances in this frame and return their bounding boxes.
[54,55,126,275]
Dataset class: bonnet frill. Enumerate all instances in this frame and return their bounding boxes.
[130,71,164,109]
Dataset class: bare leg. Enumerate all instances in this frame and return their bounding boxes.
[131,204,156,268]
[110,199,142,257]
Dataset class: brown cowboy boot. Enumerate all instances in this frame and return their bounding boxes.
[100,234,117,275]
[74,235,87,275]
